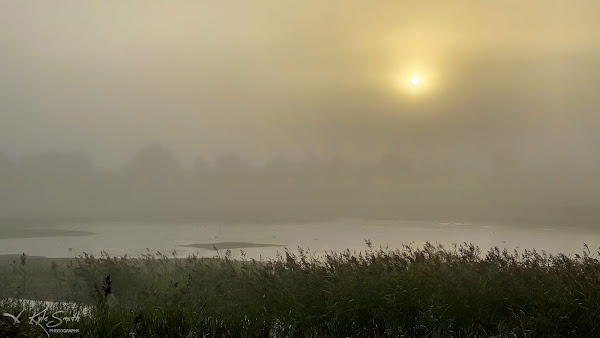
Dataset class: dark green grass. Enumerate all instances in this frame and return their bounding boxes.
[2,242,600,337]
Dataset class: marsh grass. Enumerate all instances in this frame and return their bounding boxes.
[2,242,600,337]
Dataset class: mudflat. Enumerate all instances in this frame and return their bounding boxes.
[181,241,284,250]
[0,228,95,239]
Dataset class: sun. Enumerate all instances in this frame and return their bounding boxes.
[389,67,436,98]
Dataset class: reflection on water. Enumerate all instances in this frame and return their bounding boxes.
[0,220,598,259]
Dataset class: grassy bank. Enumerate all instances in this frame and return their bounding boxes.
[1,242,600,337]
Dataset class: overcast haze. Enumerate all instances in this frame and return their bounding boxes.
[1,1,600,224]
[2,1,600,166]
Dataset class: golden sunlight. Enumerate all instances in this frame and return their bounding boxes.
[391,68,435,97]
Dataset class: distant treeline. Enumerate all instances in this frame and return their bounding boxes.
[0,145,599,224]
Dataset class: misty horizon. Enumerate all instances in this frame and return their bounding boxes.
[1,144,598,225]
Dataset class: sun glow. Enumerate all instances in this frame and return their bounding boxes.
[390,67,437,98]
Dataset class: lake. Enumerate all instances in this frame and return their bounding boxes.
[0,220,598,259]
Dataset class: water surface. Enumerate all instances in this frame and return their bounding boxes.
[0,220,598,259]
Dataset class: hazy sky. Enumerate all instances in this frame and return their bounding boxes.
[1,1,600,167]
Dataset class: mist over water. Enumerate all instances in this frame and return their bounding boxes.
[0,145,599,225]
[2,3,600,336]
[1,1,600,255]
[1,221,597,259]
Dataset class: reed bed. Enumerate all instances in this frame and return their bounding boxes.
[2,242,600,337]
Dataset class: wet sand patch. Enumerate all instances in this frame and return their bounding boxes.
[181,242,284,250]
[0,228,95,239]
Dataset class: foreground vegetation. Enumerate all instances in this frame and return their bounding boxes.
[2,242,600,337]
